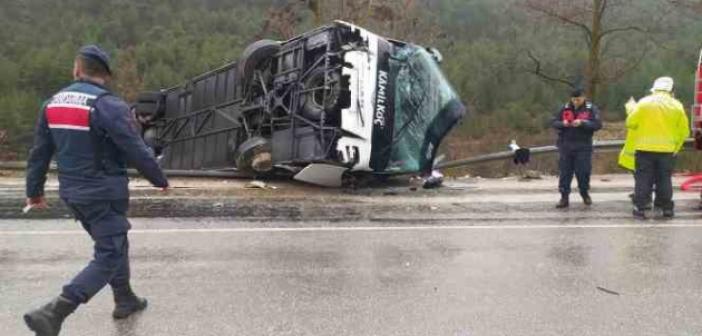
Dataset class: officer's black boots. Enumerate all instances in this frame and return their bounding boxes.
[653,207,675,219]
[24,295,78,336]
[662,209,674,218]
[557,193,591,208]
[112,286,148,319]
[556,195,569,209]
[632,207,647,220]
[663,201,675,219]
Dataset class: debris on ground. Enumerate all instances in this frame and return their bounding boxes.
[596,286,620,296]
[519,170,542,181]
[423,171,445,189]
[244,180,278,190]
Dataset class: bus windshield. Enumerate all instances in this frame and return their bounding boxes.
[385,45,462,174]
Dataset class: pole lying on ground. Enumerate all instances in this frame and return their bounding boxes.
[0,139,696,176]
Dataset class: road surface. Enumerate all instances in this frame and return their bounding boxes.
[3,207,702,335]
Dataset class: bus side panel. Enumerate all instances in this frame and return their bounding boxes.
[158,62,243,170]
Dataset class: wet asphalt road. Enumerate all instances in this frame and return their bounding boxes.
[3,213,702,336]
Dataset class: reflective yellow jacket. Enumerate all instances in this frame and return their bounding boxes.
[625,92,689,154]
[618,98,638,171]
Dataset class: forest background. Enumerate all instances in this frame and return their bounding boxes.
[1,0,700,176]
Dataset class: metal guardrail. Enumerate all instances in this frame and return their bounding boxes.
[435,139,696,170]
[1,139,696,176]
[0,161,248,179]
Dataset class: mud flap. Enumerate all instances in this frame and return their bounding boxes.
[293,164,348,187]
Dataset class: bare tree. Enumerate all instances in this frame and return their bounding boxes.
[258,1,307,40]
[522,0,670,100]
[114,47,143,103]
[0,129,14,161]
[259,0,441,45]
[669,0,702,14]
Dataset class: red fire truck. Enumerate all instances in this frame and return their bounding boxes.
[682,47,702,193]
[693,47,702,147]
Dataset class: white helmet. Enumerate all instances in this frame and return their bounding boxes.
[650,76,674,93]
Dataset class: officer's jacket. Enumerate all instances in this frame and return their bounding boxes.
[618,99,638,171]
[626,92,689,154]
[26,80,168,201]
[551,101,603,148]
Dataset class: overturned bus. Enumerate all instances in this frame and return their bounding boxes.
[134,21,466,187]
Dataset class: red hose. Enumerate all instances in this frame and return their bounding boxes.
[681,174,702,191]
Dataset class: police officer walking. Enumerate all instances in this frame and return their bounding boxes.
[23,45,169,336]
[551,89,603,208]
[627,77,689,219]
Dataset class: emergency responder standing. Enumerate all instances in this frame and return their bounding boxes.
[627,77,689,219]
[551,89,603,208]
[23,45,169,336]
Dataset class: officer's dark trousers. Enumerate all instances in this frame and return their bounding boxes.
[61,199,131,304]
[558,146,592,196]
[634,151,675,211]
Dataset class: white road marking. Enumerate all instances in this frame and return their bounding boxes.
[3,223,702,235]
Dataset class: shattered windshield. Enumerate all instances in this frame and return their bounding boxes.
[385,46,460,173]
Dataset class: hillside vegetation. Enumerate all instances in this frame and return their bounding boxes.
[1,0,700,174]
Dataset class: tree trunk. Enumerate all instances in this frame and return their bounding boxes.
[587,0,603,101]
[309,0,323,26]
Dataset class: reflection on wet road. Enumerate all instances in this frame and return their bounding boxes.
[2,217,702,336]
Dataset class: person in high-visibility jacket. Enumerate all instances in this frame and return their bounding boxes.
[626,77,689,219]
[618,97,638,171]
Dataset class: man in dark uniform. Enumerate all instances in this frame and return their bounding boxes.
[551,89,603,208]
[23,45,169,336]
